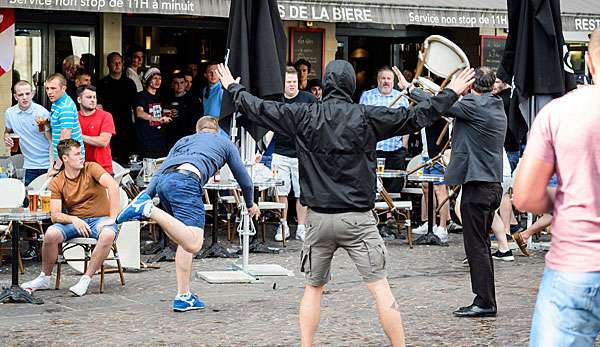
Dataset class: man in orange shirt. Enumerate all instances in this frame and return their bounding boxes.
[21,139,120,297]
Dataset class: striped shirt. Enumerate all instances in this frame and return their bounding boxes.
[359,88,409,152]
[50,93,85,160]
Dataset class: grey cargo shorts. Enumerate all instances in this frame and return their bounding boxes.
[300,208,388,286]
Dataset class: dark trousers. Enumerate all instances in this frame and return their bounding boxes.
[376,148,407,193]
[461,181,502,308]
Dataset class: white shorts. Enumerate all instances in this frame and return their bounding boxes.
[272,153,300,197]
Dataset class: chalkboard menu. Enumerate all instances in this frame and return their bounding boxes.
[290,28,324,80]
[480,36,507,71]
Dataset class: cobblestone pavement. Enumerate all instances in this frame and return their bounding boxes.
[0,230,575,346]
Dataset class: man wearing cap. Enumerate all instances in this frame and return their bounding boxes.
[134,68,172,158]
[307,78,322,101]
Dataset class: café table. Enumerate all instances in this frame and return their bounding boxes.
[0,208,50,304]
[407,174,448,246]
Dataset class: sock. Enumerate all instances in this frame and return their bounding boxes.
[177,292,191,299]
[280,219,287,225]
[143,202,154,218]
[297,224,305,232]
[498,247,510,253]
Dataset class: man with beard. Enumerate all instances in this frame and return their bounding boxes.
[216,60,474,347]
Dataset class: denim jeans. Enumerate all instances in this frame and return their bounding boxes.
[153,171,205,228]
[24,168,47,186]
[530,267,600,347]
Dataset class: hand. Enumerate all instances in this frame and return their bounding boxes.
[4,133,13,148]
[255,151,263,164]
[97,104,104,110]
[216,63,241,90]
[392,66,411,90]
[447,68,476,96]
[71,217,91,238]
[160,116,173,124]
[248,205,261,219]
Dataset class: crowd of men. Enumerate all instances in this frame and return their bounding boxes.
[5,27,600,347]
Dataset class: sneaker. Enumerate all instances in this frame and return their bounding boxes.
[173,293,205,312]
[448,221,462,233]
[513,232,530,257]
[492,249,515,261]
[69,276,91,297]
[117,191,152,224]
[295,225,305,241]
[413,222,429,235]
[275,223,290,241]
[461,257,469,265]
[21,246,38,261]
[433,226,448,243]
[21,273,50,291]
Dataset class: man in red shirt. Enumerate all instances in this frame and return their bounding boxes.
[77,85,116,174]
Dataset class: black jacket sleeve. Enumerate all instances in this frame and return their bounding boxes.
[368,88,459,141]
[228,83,308,138]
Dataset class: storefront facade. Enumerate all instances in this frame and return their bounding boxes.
[1,0,599,153]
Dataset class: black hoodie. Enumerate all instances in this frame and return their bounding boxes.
[228,60,459,212]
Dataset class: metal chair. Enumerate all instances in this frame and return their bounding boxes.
[374,177,413,247]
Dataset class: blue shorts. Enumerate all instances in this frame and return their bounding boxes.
[52,216,118,241]
[153,171,206,228]
[548,175,558,188]
[422,156,446,185]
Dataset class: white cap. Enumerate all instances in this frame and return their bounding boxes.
[143,67,161,84]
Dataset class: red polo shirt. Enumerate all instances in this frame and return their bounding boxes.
[78,109,116,174]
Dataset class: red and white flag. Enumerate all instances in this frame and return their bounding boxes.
[0,9,15,77]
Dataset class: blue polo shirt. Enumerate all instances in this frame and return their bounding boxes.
[50,93,85,160]
[359,88,409,152]
[202,81,223,118]
[5,102,51,169]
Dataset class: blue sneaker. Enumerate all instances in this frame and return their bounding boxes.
[117,191,152,224]
[173,293,205,312]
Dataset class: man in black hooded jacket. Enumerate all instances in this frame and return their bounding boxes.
[217,60,474,347]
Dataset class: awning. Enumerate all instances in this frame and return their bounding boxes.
[1,0,599,32]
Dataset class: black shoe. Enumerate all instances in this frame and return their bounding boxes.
[453,304,497,317]
[21,247,38,261]
[492,249,514,261]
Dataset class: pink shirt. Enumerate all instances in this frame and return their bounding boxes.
[525,86,600,272]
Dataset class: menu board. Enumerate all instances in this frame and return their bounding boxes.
[480,36,507,71]
[290,28,325,80]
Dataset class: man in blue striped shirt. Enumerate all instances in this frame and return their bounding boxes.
[359,67,410,193]
[45,73,85,174]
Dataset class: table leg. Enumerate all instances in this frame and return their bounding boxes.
[415,181,447,246]
[0,223,43,304]
[196,189,238,259]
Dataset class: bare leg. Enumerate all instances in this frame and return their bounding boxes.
[498,194,513,236]
[421,183,428,221]
[84,229,116,277]
[434,185,449,229]
[40,227,64,275]
[279,196,289,221]
[296,200,307,225]
[149,208,204,253]
[521,214,552,240]
[299,284,324,347]
[367,278,406,347]
[491,212,510,252]
[175,246,193,294]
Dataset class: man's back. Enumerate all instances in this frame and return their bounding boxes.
[525,86,600,272]
[445,93,506,185]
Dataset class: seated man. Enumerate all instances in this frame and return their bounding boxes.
[21,139,120,296]
[117,117,260,312]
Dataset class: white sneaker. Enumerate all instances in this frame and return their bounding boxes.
[69,276,91,297]
[296,225,306,241]
[21,273,50,291]
[275,224,290,241]
[434,226,448,243]
[413,223,429,235]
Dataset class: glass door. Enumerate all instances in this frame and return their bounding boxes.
[50,25,96,78]
[14,25,48,106]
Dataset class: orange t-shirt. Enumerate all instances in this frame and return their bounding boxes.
[48,162,110,218]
